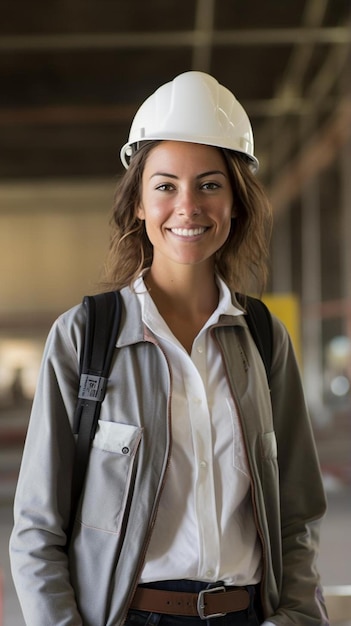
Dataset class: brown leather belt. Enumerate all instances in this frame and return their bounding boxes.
[130,585,250,620]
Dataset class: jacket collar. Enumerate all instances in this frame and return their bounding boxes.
[116,285,248,348]
[116,286,146,347]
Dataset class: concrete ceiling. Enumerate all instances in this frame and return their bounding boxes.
[1,0,350,210]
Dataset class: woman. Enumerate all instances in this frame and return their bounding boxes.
[10,71,329,625]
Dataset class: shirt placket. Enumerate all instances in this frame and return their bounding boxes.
[187,336,220,580]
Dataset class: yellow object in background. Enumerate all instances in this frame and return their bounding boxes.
[263,294,302,365]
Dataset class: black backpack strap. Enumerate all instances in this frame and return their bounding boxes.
[68,290,122,540]
[237,293,273,386]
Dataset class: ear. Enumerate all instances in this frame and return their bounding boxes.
[137,204,145,220]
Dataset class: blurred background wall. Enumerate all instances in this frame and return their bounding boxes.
[0,1,350,623]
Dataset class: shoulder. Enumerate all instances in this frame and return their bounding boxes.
[42,302,86,369]
[54,302,85,341]
[52,287,143,351]
[265,311,303,387]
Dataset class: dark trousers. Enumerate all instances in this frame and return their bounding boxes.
[125,580,263,626]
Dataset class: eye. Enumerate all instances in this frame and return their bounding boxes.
[155,183,175,192]
[200,181,221,191]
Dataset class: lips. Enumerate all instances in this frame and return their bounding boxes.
[170,227,208,237]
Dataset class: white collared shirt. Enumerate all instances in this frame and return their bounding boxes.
[134,275,262,586]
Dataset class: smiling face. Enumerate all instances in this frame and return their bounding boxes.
[137,141,234,274]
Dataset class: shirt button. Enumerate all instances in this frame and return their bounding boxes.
[206,569,214,578]
[200,460,207,469]
[193,397,201,405]
[196,345,204,354]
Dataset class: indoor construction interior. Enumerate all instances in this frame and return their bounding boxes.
[0,0,350,624]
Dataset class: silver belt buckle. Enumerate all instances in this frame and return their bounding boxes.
[197,585,226,620]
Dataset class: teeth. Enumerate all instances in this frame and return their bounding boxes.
[171,227,206,237]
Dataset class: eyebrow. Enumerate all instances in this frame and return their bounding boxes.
[150,170,227,180]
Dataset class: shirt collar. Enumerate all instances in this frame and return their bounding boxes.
[133,273,243,338]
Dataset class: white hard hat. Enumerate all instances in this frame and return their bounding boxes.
[120,71,259,172]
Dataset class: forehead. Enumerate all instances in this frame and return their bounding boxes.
[143,140,228,173]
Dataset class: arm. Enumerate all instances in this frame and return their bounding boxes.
[267,316,329,625]
[9,308,84,626]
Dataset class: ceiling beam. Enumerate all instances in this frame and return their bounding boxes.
[0,27,350,52]
[257,1,350,175]
[268,98,351,213]
[0,104,137,126]
[192,0,215,72]
[275,0,329,101]
[0,95,343,127]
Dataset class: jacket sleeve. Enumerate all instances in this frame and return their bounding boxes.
[268,315,329,625]
[9,307,84,626]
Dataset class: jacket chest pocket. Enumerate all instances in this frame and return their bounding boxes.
[77,420,143,533]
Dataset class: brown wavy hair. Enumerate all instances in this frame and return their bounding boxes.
[102,141,272,295]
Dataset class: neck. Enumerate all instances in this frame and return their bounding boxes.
[144,262,220,354]
[145,263,219,319]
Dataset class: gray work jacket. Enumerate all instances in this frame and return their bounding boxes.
[9,287,329,625]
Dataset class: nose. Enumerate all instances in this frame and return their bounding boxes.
[176,188,201,217]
